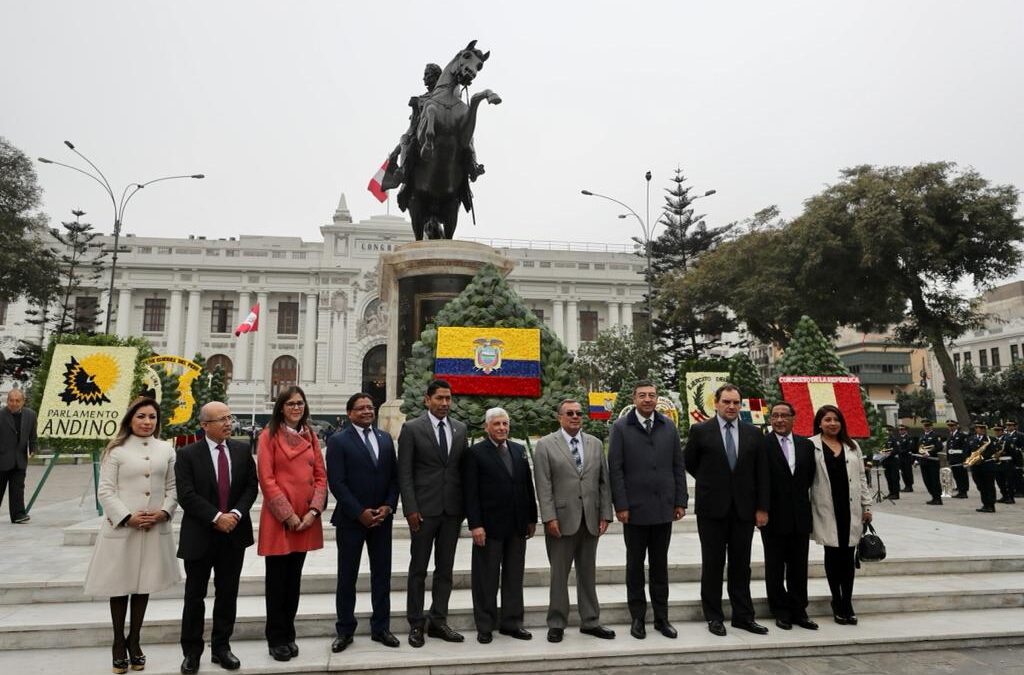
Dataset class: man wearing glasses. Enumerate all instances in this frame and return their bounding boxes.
[176,402,259,674]
[533,399,615,643]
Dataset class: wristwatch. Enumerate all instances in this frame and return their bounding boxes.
[309,508,321,517]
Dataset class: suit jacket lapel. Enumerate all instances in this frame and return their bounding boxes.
[554,433,579,474]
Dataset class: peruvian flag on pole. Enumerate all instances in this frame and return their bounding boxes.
[234,303,260,337]
[367,159,389,203]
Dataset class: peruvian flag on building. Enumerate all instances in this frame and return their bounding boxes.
[367,158,389,203]
[778,376,871,438]
[234,303,259,337]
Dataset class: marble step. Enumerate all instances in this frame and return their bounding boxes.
[0,572,1021,650]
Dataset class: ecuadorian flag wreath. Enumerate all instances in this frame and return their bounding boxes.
[434,327,541,397]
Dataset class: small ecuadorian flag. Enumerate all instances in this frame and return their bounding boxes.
[588,392,617,420]
[434,327,541,397]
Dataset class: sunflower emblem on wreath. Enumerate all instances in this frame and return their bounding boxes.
[59,353,120,406]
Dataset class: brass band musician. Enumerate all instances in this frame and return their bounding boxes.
[918,420,944,505]
[966,421,998,513]
[994,424,1017,504]
[945,420,969,499]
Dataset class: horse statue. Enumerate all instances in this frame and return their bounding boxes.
[388,40,501,240]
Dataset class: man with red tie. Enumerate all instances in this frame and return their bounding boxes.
[176,402,259,674]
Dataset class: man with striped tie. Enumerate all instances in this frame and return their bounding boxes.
[534,399,615,643]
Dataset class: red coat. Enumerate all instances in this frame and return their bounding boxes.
[257,426,327,556]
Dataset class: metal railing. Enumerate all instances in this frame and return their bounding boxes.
[463,237,636,254]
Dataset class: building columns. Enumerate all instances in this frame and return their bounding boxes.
[566,300,579,353]
[608,301,621,329]
[302,293,317,383]
[253,292,269,383]
[552,300,565,343]
[167,290,183,356]
[183,290,201,359]
[235,291,251,382]
[621,302,634,332]
[115,289,132,337]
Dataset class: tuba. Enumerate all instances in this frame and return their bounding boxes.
[964,438,991,467]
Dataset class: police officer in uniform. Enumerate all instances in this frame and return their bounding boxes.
[918,420,944,505]
[993,424,1016,504]
[945,420,969,499]
[967,421,998,513]
[881,426,901,500]
[894,424,917,493]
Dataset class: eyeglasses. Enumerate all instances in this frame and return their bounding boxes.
[203,415,237,425]
[284,401,306,409]
[770,413,793,419]
[561,410,584,417]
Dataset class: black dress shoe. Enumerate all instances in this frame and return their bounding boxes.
[211,649,240,670]
[580,625,616,639]
[707,620,727,636]
[13,515,29,524]
[268,645,292,662]
[408,626,425,648]
[884,493,900,500]
[180,655,199,675]
[775,618,792,630]
[331,635,353,653]
[477,631,492,644]
[371,631,400,648]
[653,620,677,639]
[926,498,943,505]
[977,506,996,513]
[998,497,1015,504]
[630,618,646,639]
[954,492,969,499]
[731,619,769,635]
[547,628,563,643]
[287,642,298,657]
[834,614,852,625]
[427,622,465,642]
[793,618,819,630]
[902,487,913,492]
[499,627,532,640]
[846,614,858,625]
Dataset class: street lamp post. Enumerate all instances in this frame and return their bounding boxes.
[582,175,716,329]
[39,141,204,334]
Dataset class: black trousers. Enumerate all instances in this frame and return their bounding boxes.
[180,536,246,656]
[622,522,672,622]
[0,468,27,522]
[883,459,901,497]
[406,514,462,628]
[264,552,306,647]
[950,462,969,495]
[823,545,856,617]
[696,511,755,624]
[996,461,1016,500]
[336,520,393,637]
[470,534,527,633]
[920,459,941,499]
[901,450,917,487]
[759,529,810,622]
[971,463,998,508]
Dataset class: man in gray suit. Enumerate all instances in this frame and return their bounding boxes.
[534,399,615,643]
[398,379,468,648]
[0,389,37,524]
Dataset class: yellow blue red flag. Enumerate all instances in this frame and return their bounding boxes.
[435,327,541,397]
[588,392,617,420]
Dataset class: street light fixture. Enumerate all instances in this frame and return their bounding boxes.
[38,141,204,334]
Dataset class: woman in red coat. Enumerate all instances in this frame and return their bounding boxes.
[257,385,327,661]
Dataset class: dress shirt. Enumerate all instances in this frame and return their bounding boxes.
[561,429,584,471]
[353,423,380,461]
[428,411,450,449]
[717,415,739,453]
[634,410,654,431]
[206,436,243,522]
[776,433,796,474]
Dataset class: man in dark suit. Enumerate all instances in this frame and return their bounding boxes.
[684,383,769,637]
[608,380,687,640]
[463,407,537,643]
[176,402,259,674]
[0,389,37,524]
[397,379,469,647]
[759,402,817,631]
[326,392,400,652]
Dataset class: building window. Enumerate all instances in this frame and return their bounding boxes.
[277,301,299,335]
[532,308,545,323]
[73,296,99,333]
[1012,344,1020,363]
[143,298,167,332]
[291,251,306,260]
[271,355,298,399]
[0,300,7,326]
[207,354,233,385]
[211,300,234,334]
[272,250,287,259]
[953,353,961,372]
[991,347,1001,371]
[579,310,599,342]
[225,249,238,257]
[978,349,988,372]
[963,352,972,367]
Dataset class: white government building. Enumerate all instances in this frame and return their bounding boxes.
[0,195,648,418]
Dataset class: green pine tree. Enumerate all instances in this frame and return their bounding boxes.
[400,265,578,441]
[728,352,767,400]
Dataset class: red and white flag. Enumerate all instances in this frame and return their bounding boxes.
[234,303,259,337]
[778,376,871,438]
[367,159,389,203]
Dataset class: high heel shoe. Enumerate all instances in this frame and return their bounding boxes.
[112,639,129,674]
[128,636,146,671]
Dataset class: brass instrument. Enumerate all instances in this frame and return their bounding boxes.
[964,438,991,467]
[918,444,936,459]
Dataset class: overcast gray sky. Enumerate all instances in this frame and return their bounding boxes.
[4,1,1022,270]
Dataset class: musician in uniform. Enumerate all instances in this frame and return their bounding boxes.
[881,426,901,501]
[1005,420,1024,498]
[945,420,969,499]
[966,421,998,513]
[893,424,917,493]
[993,424,1016,505]
[918,420,944,505]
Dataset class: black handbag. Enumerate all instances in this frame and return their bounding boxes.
[857,521,886,564]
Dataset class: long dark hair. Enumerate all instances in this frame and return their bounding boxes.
[268,385,309,436]
[812,404,855,449]
[102,397,161,461]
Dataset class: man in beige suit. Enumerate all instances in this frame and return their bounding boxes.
[534,399,615,643]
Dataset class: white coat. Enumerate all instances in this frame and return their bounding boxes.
[809,434,873,548]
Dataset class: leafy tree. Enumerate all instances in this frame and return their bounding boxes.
[896,388,935,421]
[998,362,1024,426]
[0,137,61,307]
[574,326,659,393]
[400,265,578,441]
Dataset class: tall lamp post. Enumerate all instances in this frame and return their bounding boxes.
[39,141,204,334]
[582,173,715,327]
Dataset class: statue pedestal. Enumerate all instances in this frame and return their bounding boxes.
[377,240,514,436]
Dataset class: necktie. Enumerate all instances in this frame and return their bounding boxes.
[644,418,653,434]
[216,443,230,512]
[570,436,582,475]
[438,421,448,458]
[363,427,378,466]
[724,422,737,471]
[498,443,514,475]
[780,435,792,474]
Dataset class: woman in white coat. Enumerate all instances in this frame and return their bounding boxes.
[809,404,872,625]
[83,397,180,673]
